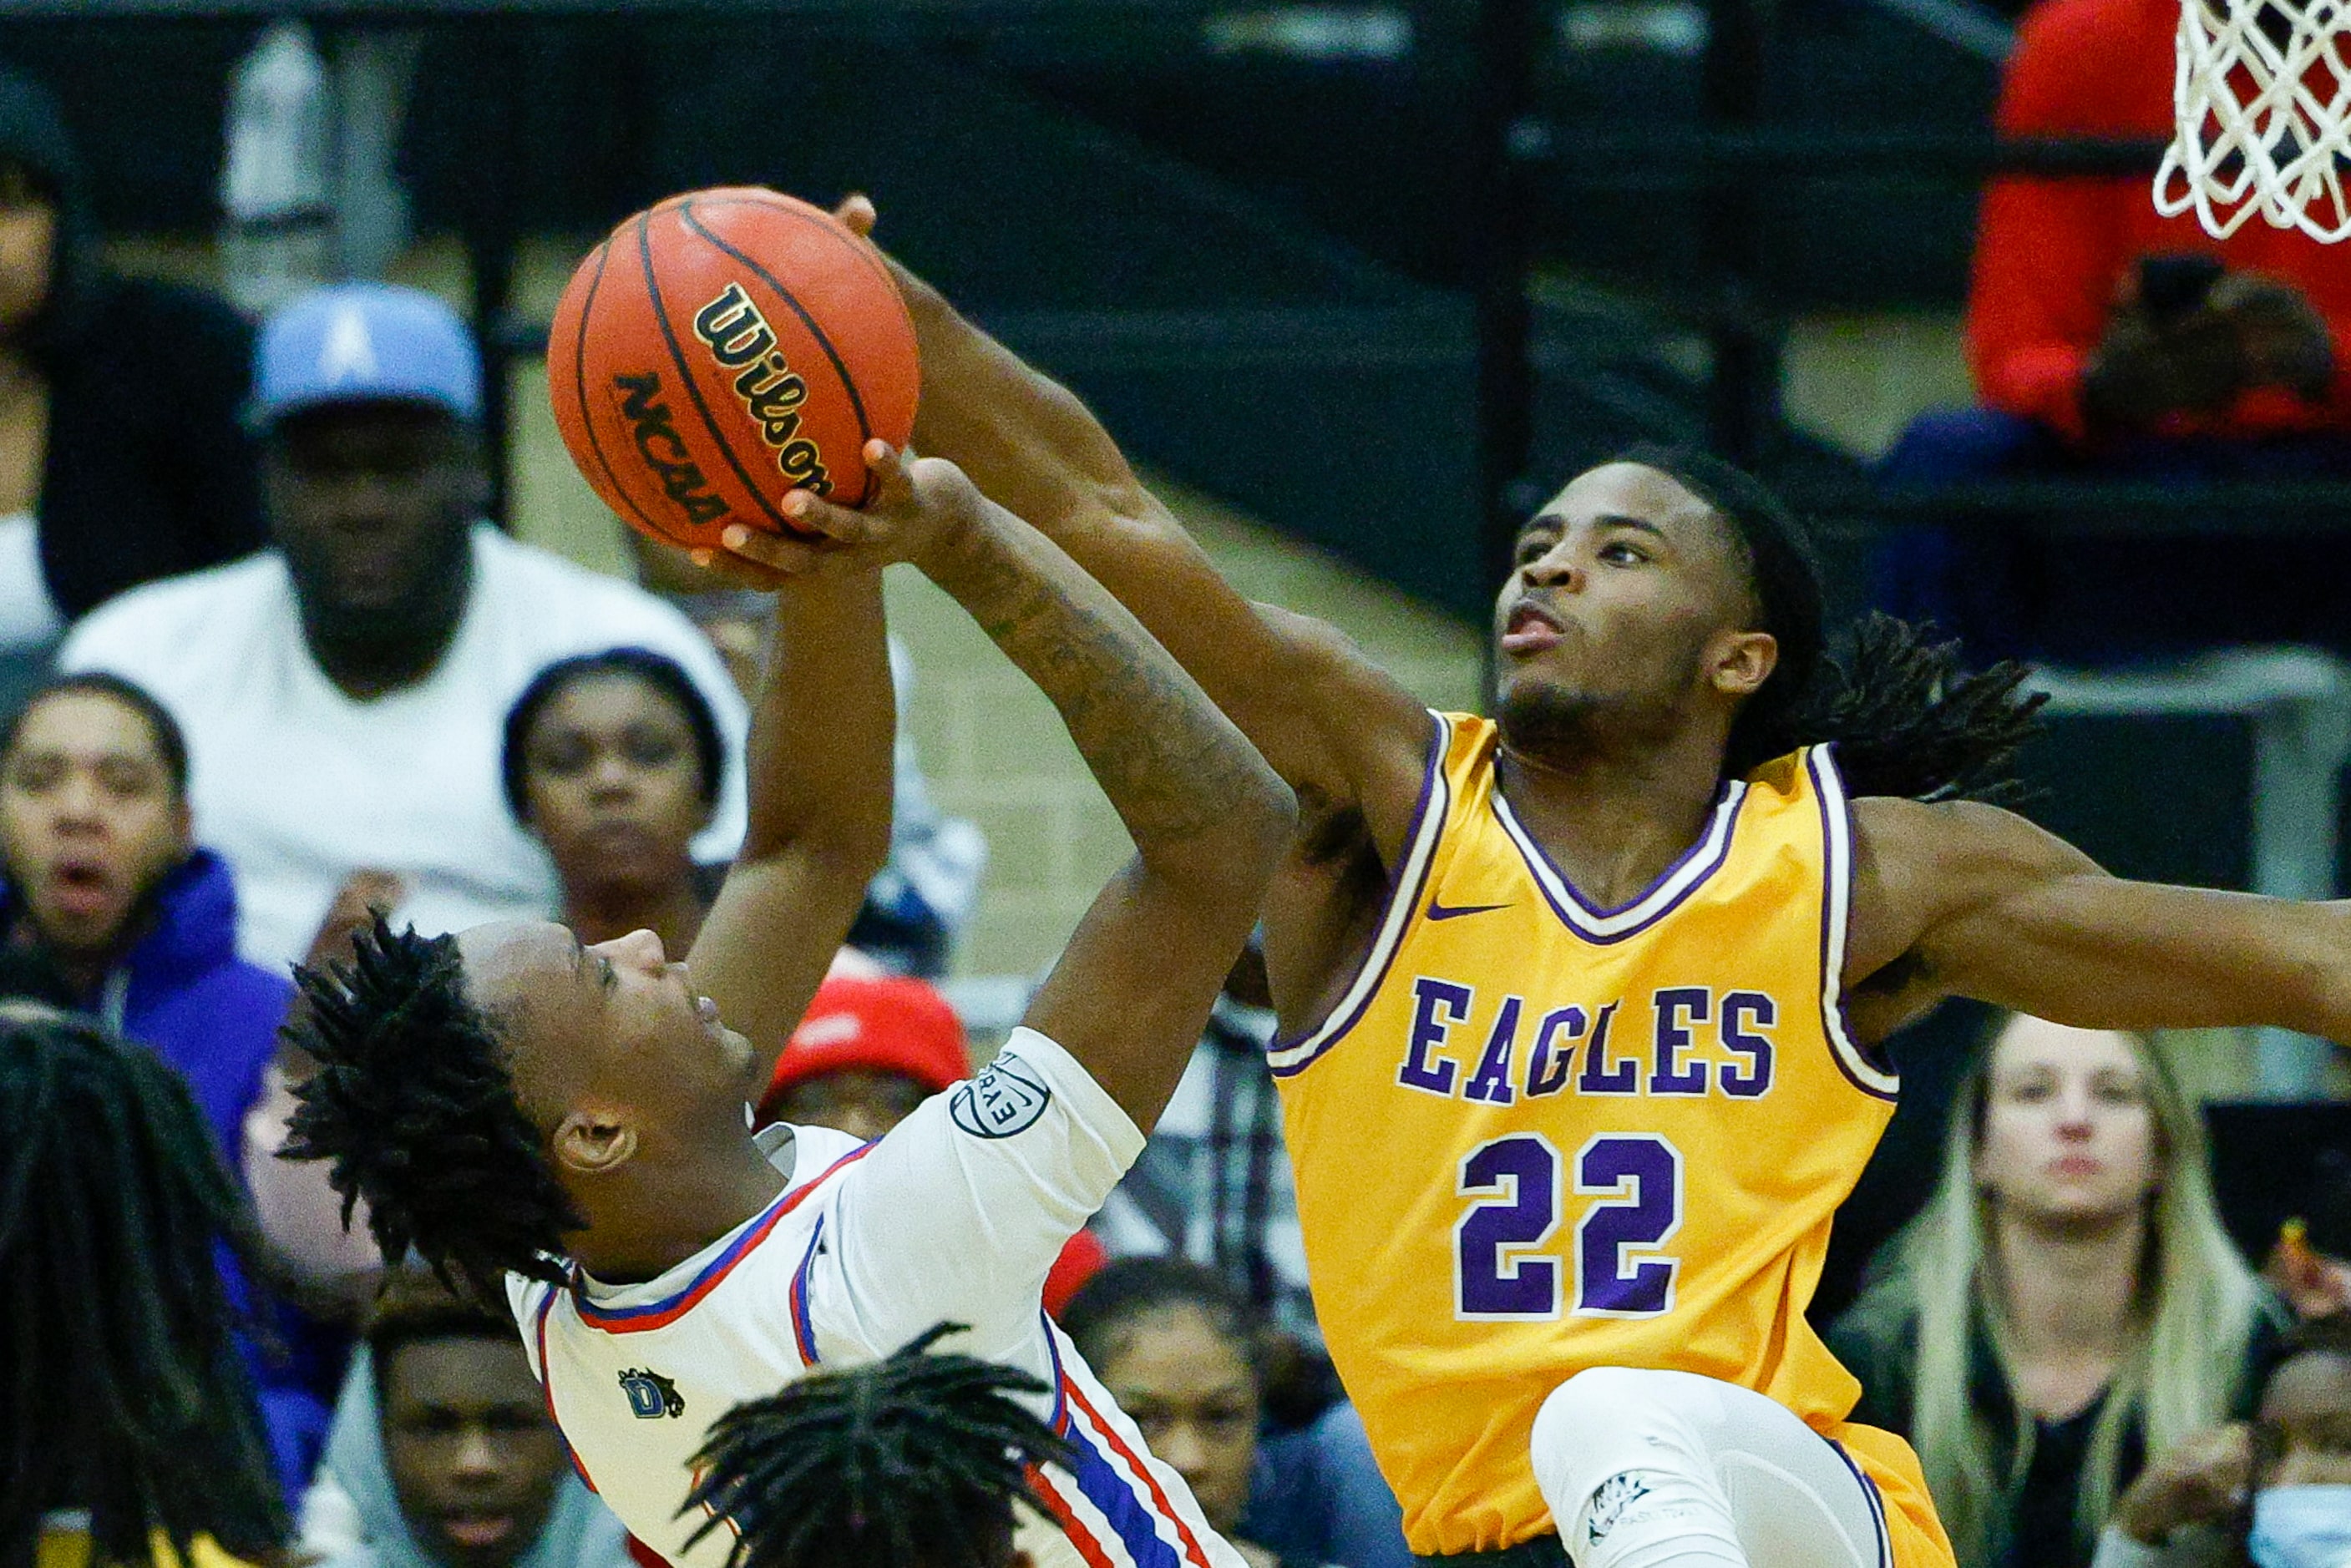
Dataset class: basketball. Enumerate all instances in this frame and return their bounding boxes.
[548,187,920,553]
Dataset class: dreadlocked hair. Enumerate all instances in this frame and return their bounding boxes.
[684,1323,1077,1568]
[282,912,580,1292]
[0,1006,288,1568]
[1615,445,2047,801]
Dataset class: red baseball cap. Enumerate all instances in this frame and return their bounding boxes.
[762,974,970,1115]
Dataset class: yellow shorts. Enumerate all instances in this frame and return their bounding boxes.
[1832,1420,1958,1568]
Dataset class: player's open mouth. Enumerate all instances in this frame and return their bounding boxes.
[1501,600,1566,655]
[46,859,117,916]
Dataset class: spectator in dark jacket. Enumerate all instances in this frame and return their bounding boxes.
[0,670,344,1498]
[0,672,283,1131]
[0,65,262,661]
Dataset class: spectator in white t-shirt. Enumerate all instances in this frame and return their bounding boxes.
[58,282,751,971]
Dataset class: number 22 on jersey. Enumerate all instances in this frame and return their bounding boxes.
[1454,1133,1684,1321]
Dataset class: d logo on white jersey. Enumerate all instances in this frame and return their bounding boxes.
[619,1368,685,1419]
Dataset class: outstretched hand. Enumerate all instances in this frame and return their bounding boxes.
[718,441,986,584]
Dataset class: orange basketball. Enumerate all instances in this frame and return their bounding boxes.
[548,187,920,552]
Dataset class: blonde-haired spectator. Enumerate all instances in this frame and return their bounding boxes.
[1831,1014,2287,1568]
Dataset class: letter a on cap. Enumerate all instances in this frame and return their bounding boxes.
[318,304,378,385]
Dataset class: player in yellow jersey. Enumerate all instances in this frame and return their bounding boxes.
[724,201,2351,1568]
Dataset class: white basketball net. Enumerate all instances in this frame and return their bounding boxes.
[2155,0,2351,241]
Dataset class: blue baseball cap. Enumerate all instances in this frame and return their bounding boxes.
[251,281,482,427]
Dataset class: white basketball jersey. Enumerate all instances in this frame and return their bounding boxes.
[509,1028,1245,1568]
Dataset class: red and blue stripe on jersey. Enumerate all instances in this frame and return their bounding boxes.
[1033,1318,1215,1568]
[787,1217,824,1365]
[570,1143,874,1335]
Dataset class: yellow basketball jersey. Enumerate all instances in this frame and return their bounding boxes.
[1273,715,1941,1560]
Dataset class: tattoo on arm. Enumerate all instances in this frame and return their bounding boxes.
[959,543,1265,855]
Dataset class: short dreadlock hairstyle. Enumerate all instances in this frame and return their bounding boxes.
[685,1323,1077,1568]
[283,913,582,1290]
[0,1007,288,1568]
[1614,445,2046,802]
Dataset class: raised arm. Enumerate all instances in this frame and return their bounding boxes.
[742,443,1295,1130]
[687,567,896,1086]
[879,242,1430,862]
[1845,795,2351,1042]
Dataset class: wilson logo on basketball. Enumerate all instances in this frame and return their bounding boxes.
[692,283,833,497]
[611,372,730,528]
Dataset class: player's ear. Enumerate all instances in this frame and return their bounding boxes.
[551,1109,637,1175]
[1709,629,1776,699]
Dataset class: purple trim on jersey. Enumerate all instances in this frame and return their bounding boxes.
[573,1143,877,1333]
[1266,713,1452,1078]
[1827,1439,1893,1568]
[1806,746,1898,1102]
[1494,776,1748,946]
[788,1218,823,1366]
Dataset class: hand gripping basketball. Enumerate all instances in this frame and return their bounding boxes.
[718,441,982,583]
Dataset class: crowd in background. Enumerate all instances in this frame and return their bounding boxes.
[1872,0,2351,669]
[8,1,2351,1564]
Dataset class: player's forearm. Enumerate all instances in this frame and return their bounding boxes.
[739,569,896,877]
[901,266,1380,802]
[916,503,1295,897]
[899,264,1158,543]
[2270,898,2351,1041]
[899,272,1275,665]
[1939,878,2351,1041]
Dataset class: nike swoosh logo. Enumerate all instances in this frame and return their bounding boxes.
[1426,897,1512,921]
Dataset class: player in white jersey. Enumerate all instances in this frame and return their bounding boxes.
[286,443,1295,1568]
